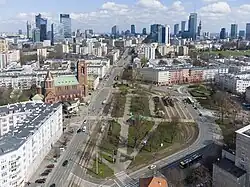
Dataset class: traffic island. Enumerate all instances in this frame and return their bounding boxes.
[128,122,199,171]
[87,158,114,179]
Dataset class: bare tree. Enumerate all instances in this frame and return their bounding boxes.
[166,168,185,187]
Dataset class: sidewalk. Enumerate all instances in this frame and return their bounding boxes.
[115,95,132,172]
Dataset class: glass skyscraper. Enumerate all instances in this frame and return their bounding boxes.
[174,24,179,36]
[181,21,186,32]
[230,24,238,39]
[246,23,250,41]
[188,13,198,41]
[131,25,135,35]
[220,28,226,39]
[60,14,72,38]
[35,14,47,41]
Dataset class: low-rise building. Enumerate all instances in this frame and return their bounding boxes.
[213,158,246,187]
[88,75,99,90]
[0,101,63,187]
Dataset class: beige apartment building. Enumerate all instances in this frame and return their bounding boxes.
[0,37,8,52]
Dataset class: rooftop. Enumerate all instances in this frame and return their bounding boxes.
[0,102,61,156]
[54,75,79,87]
[215,158,246,178]
[236,124,250,137]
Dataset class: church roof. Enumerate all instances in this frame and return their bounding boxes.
[54,75,79,87]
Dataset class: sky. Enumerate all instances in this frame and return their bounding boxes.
[0,0,250,33]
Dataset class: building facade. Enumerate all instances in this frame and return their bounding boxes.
[44,60,88,103]
[60,14,72,38]
[0,102,63,187]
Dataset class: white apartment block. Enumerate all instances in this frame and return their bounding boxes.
[203,67,229,81]
[0,50,21,70]
[85,58,110,79]
[215,73,250,94]
[0,102,63,187]
[140,43,158,60]
[137,67,170,85]
[37,48,47,60]
[229,66,250,73]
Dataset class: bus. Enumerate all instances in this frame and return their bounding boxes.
[179,154,203,169]
[187,97,195,106]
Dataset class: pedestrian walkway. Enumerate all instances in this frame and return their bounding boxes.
[115,95,132,172]
[114,171,138,187]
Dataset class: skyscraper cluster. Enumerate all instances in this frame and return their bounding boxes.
[150,24,170,45]
[28,13,72,44]
[173,13,200,41]
[219,23,250,40]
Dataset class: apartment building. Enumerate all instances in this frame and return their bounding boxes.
[85,58,110,79]
[203,67,229,81]
[0,102,63,187]
[215,73,250,94]
[0,38,8,53]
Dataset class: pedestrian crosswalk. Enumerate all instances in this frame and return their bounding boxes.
[114,171,138,187]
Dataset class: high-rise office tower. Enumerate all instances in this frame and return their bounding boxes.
[142,28,147,35]
[174,24,179,36]
[18,29,22,35]
[32,28,41,42]
[230,24,238,39]
[165,25,170,45]
[181,21,186,32]
[60,14,72,38]
[51,24,54,45]
[197,20,202,37]
[150,24,161,42]
[239,30,245,39]
[111,25,117,35]
[188,13,198,40]
[157,25,164,43]
[220,28,226,39]
[131,24,135,35]
[26,21,31,39]
[246,23,250,40]
[35,14,47,41]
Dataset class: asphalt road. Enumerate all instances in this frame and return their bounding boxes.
[42,49,130,187]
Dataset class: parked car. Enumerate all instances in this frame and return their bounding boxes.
[62,160,68,166]
[77,129,82,133]
[41,172,49,176]
[47,164,55,168]
[50,184,56,187]
[44,169,52,173]
[35,178,46,183]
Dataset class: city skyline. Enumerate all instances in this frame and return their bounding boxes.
[0,0,249,33]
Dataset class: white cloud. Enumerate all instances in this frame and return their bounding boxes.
[199,2,231,18]
[237,4,250,15]
[202,0,222,3]
[137,0,166,9]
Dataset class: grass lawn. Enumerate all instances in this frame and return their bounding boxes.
[87,159,114,179]
[202,50,250,57]
[130,96,150,116]
[99,120,121,155]
[100,152,114,163]
[215,119,236,149]
[127,120,154,154]
[188,84,211,97]
[111,93,126,117]
[128,123,198,169]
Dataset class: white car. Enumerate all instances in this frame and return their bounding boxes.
[148,165,156,170]
[82,126,86,132]
[83,120,87,124]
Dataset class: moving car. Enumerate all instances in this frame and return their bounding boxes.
[62,160,68,166]
[47,164,55,168]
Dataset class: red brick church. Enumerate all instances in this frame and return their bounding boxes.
[43,60,88,104]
